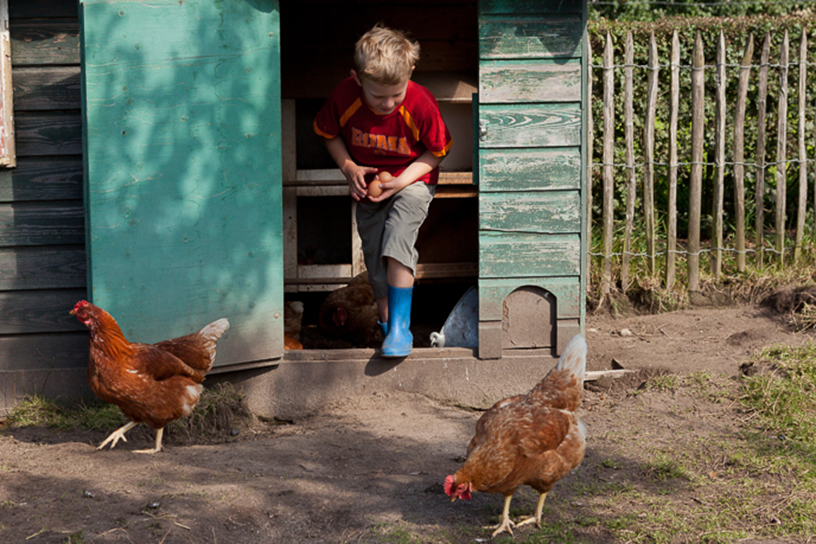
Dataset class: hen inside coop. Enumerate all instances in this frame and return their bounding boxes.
[279,1,479,350]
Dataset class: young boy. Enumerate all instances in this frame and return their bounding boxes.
[314,24,453,357]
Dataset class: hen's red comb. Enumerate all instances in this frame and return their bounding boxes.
[443,475,455,497]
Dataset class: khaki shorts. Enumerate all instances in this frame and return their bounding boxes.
[356,182,436,298]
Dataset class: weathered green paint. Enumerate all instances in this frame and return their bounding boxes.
[479,277,580,321]
[480,191,580,234]
[480,60,581,103]
[478,104,581,148]
[479,148,580,192]
[80,0,283,366]
[479,18,583,59]
[479,232,580,278]
[480,0,581,15]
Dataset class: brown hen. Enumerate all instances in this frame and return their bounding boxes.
[317,271,381,347]
[71,300,229,454]
[445,334,587,537]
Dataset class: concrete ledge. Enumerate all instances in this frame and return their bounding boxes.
[208,347,560,419]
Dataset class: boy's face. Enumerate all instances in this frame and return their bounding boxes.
[352,70,409,116]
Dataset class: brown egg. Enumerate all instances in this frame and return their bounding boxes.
[368,180,383,197]
[368,171,391,198]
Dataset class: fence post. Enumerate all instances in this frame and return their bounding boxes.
[644,32,658,277]
[756,33,771,268]
[734,34,754,274]
[775,30,789,265]
[796,28,808,263]
[622,31,635,292]
[689,32,704,293]
[666,30,679,290]
[713,30,726,277]
[586,37,593,293]
[602,31,615,299]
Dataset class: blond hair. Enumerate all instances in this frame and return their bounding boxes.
[354,24,419,86]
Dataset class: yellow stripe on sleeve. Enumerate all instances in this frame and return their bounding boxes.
[339,98,363,128]
[398,106,421,142]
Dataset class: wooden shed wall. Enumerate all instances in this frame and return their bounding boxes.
[0,0,89,412]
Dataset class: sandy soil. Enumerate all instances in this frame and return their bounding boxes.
[0,299,811,543]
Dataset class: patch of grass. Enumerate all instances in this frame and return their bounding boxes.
[65,531,85,544]
[4,383,252,444]
[741,341,816,460]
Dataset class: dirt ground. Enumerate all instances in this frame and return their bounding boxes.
[0,298,813,544]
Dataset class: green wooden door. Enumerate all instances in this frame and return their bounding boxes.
[79,0,283,367]
[477,0,587,357]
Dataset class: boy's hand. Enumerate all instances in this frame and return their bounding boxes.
[368,171,411,203]
[342,164,378,201]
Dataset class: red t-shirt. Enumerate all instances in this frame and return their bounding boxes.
[314,77,453,184]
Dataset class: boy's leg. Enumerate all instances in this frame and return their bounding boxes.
[380,183,435,357]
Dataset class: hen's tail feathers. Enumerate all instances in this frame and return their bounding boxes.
[199,318,230,343]
[556,334,587,385]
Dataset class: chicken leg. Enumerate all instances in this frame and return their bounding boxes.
[489,494,516,537]
[133,428,164,454]
[515,492,548,529]
[97,421,138,450]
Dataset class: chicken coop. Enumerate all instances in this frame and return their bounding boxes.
[0,0,588,416]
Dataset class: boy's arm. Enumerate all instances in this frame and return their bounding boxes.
[324,136,378,202]
[369,149,446,203]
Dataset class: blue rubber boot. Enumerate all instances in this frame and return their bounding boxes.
[381,285,413,357]
[378,321,388,337]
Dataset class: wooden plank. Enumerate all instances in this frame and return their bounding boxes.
[480,0,582,15]
[689,32,704,292]
[479,232,580,278]
[0,201,84,247]
[13,66,81,111]
[412,71,477,104]
[796,28,807,262]
[81,0,283,367]
[666,31,679,290]
[14,111,82,156]
[479,276,580,320]
[601,32,613,298]
[11,21,80,66]
[480,191,580,234]
[756,34,771,268]
[480,148,580,192]
[479,59,580,103]
[622,32,635,292]
[644,33,658,276]
[10,0,77,19]
[415,262,476,279]
[712,30,726,277]
[0,288,87,334]
[733,34,753,273]
[0,246,86,290]
[478,103,581,148]
[775,30,789,263]
[0,0,15,167]
[0,156,83,202]
[0,333,88,372]
[479,17,583,59]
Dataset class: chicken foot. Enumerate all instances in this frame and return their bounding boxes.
[97,421,138,450]
[488,494,516,538]
[515,492,548,529]
[133,427,164,454]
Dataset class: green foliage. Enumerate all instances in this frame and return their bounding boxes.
[588,13,816,259]
[591,0,815,23]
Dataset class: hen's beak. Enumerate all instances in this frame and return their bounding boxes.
[69,309,76,315]
[449,495,457,503]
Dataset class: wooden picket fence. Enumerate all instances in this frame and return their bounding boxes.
[587,28,815,296]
